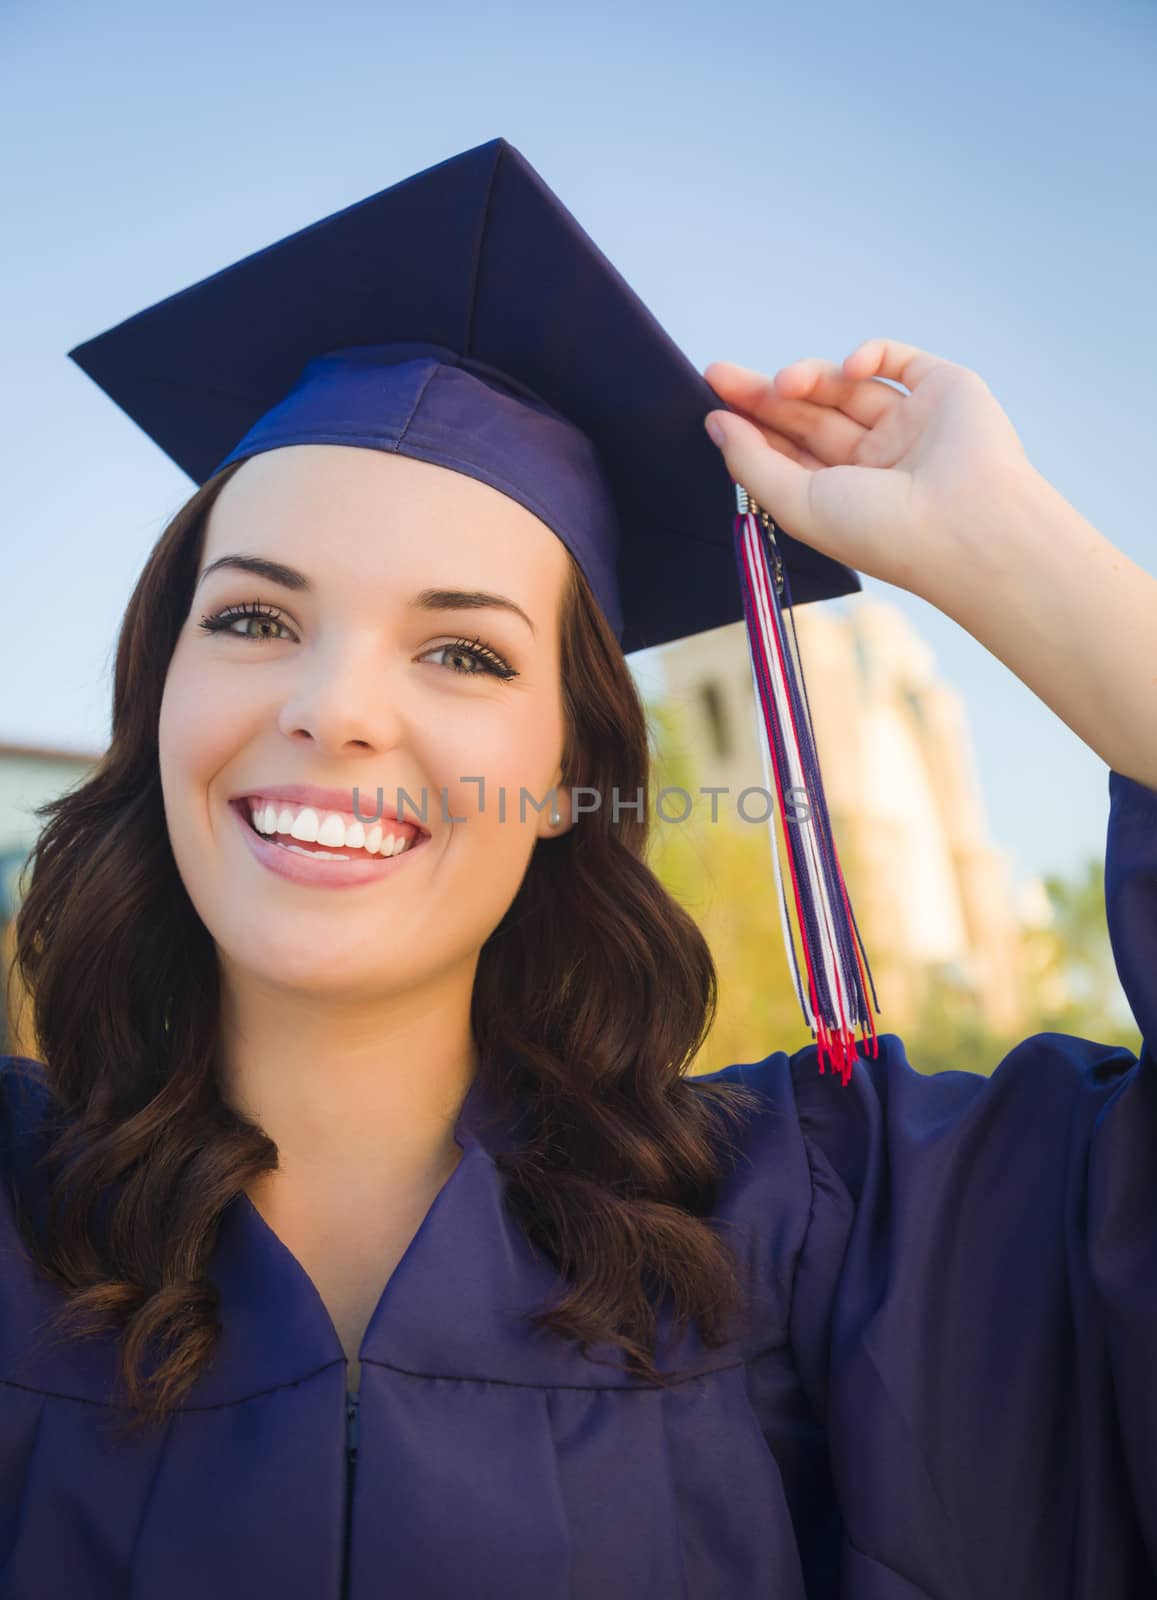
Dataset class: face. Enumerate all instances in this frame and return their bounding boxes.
[158,444,572,1006]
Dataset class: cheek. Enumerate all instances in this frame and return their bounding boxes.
[159,656,236,800]
[157,647,254,847]
[430,696,563,878]
[438,699,562,818]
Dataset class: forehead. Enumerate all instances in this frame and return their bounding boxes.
[203,444,571,594]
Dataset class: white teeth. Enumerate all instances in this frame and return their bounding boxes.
[290,808,320,843]
[316,812,348,848]
[245,799,415,858]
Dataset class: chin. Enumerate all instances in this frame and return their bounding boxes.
[216,936,409,997]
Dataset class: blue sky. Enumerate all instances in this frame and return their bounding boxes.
[2,0,1153,888]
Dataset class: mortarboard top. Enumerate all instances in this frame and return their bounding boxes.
[66,135,860,656]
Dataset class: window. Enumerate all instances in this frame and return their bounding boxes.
[699,679,732,759]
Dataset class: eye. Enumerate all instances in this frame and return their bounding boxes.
[197,601,295,643]
[420,637,519,681]
[196,605,519,682]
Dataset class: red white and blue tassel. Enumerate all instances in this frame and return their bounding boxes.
[731,483,880,1084]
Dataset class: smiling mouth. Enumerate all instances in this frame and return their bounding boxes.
[229,799,425,862]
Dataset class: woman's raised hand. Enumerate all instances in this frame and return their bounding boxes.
[702,339,1036,606]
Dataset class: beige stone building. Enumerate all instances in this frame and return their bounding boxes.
[656,597,1035,1036]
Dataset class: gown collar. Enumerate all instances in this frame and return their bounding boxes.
[205,1056,730,1403]
[3,1055,738,1407]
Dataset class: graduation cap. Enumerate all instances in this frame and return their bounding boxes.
[67,135,879,1080]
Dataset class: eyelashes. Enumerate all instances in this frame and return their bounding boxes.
[197,601,287,642]
[423,637,520,680]
[195,601,520,680]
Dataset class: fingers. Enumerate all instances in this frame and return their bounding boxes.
[705,409,817,537]
[704,356,895,433]
[754,427,828,471]
[841,338,950,390]
[704,359,874,469]
[704,399,827,470]
[703,360,777,411]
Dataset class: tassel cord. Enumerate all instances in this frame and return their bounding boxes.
[731,495,882,1082]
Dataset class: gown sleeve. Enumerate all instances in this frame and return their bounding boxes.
[778,767,1157,1596]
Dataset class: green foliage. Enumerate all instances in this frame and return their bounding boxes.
[645,696,819,1076]
[1018,858,1142,1054]
[902,983,1032,1079]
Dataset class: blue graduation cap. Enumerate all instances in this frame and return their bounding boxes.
[67,135,879,1078]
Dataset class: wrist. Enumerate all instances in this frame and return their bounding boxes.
[922,461,1062,626]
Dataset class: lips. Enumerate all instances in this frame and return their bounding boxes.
[229,798,430,889]
[227,782,428,836]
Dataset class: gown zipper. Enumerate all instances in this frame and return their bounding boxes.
[341,1389,360,1599]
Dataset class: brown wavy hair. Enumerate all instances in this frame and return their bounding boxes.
[7,459,765,1437]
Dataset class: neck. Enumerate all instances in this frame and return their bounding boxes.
[215,955,479,1203]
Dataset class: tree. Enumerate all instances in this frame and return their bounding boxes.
[1018,858,1142,1053]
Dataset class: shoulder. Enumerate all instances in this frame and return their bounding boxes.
[695,1030,1146,1378]
[687,1049,823,1356]
[690,1028,1141,1279]
[0,1052,54,1129]
[691,1046,808,1182]
[695,1027,1139,1169]
[0,1054,58,1192]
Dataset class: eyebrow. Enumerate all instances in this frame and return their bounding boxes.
[196,555,536,636]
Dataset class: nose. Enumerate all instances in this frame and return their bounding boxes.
[276,635,406,755]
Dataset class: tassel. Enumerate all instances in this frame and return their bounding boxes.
[731,484,880,1084]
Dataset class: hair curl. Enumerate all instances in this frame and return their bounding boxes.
[9,460,764,1437]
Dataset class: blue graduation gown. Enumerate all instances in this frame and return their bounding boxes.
[1,766,1154,1598]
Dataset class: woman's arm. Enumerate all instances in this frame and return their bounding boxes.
[935,463,1157,791]
[702,338,1157,791]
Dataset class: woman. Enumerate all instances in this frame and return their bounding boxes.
[2,138,1155,1598]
